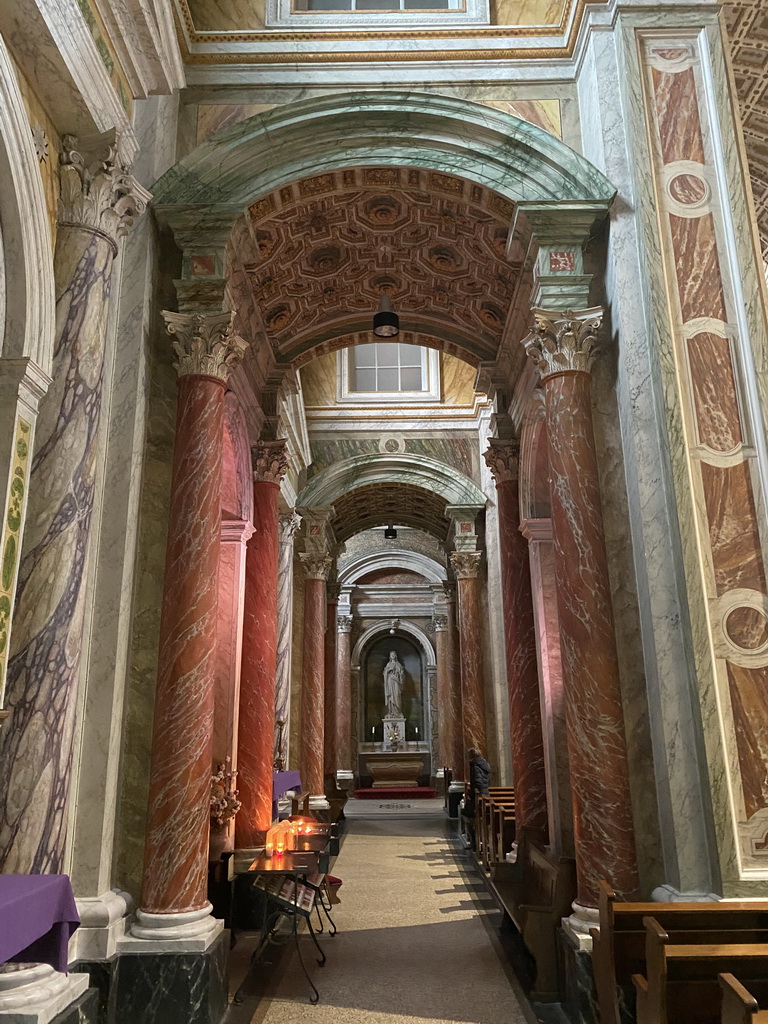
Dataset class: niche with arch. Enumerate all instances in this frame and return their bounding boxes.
[361,634,424,744]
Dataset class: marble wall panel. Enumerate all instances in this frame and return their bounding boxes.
[637,28,768,888]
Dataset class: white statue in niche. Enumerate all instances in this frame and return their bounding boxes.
[383,651,404,718]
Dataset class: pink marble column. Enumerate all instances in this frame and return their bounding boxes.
[524,307,639,909]
[445,589,465,780]
[210,519,253,858]
[235,441,288,849]
[450,552,488,756]
[433,615,456,774]
[138,311,247,928]
[323,586,339,787]
[485,439,548,836]
[335,615,354,782]
[299,554,331,799]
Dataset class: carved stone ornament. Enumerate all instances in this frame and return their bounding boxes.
[337,614,354,633]
[450,551,482,579]
[59,133,151,248]
[162,310,248,382]
[432,614,449,632]
[252,439,289,485]
[523,306,604,379]
[279,511,302,543]
[483,438,521,484]
[299,553,333,581]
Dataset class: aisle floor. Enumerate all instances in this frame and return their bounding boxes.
[234,799,536,1024]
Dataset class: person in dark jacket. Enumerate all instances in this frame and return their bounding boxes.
[463,748,491,850]
[468,747,491,797]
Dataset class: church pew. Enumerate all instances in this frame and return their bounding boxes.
[591,881,768,1024]
[720,974,768,1024]
[492,801,516,865]
[632,916,768,1024]
[494,830,576,1001]
[480,792,515,869]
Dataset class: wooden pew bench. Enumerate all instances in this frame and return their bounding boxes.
[633,917,768,1024]
[493,831,576,1001]
[483,796,515,870]
[591,881,768,1024]
[720,974,768,1024]
[492,801,517,865]
[476,789,514,868]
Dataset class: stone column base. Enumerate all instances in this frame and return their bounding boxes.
[118,904,223,954]
[0,965,91,1024]
[558,925,599,1024]
[111,929,228,1024]
[651,884,721,902]
[562,902,599,951]
[335,770,354,790]
[70,891,133,961]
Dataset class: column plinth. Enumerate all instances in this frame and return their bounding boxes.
[0,135,148,873]
[484,440,548,836]
[450,552,487,756]
[299,554,332,800]
[524,307,639,907]
[235,441,288,848]
[138,311,247,924]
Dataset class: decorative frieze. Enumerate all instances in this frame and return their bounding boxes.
[59,133,150,250]
[162,310,248,382]
[483,438,521,484]
[450,551,482,579]
[251,439,288,485]
[523,307,604,379]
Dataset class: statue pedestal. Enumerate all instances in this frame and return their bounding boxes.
[382,716,406,750]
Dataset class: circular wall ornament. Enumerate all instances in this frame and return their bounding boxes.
[379,434,405,454]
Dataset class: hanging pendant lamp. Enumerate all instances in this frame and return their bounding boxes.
[373,294,399,338]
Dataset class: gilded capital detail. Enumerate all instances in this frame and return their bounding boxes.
[59,134,151,248]
[299,553,333,581]
[483,438,520,483]
[450,551,482,579]
[523,306,604,379]
[162,310,248,382]
[252,439,289,485]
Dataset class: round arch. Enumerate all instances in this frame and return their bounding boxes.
[152,92,616,210]
[0,39,54,373]
[339,550,447,586]
[297,452,487,510]
[351,618,436,672]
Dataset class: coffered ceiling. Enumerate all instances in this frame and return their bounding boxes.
[229,166,525,370]
[331,482,451,543]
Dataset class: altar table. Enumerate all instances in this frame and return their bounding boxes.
[0,874,80,973]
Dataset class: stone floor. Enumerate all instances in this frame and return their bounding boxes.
[226,798,539,1024]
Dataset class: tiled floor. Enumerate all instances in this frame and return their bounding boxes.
[230,799,537,1024]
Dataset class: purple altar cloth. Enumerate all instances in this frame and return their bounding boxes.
[0,875,80,973]
[272,770,302,818]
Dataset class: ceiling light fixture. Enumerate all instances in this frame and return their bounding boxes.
[384,524,398,540]
[373,294,399,338]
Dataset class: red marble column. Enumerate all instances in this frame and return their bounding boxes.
[450,552,488,756]
[445,590,465,780]
[235,440,288,849]
[323,586,339,786]
[335,614,354,781]
[484,439,548,837]
[139,311,247,924]
[299,554,331,799]
[524,307,639,908]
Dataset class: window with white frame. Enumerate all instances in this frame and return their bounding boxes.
[267,0,488,27]
[338,344,441,402]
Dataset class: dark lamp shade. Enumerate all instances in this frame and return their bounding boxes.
[384,526,398,539]
[373,309,399,337]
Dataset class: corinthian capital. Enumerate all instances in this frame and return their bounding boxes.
[337,615,353,634]
[252,439,288,485]
[483,438,521,484]
[162,310,248,382]
[59,133,151,248]
[450,551,482,579]
[523,306,604,380]
[279,511,302,544]
[299,553,333,581]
